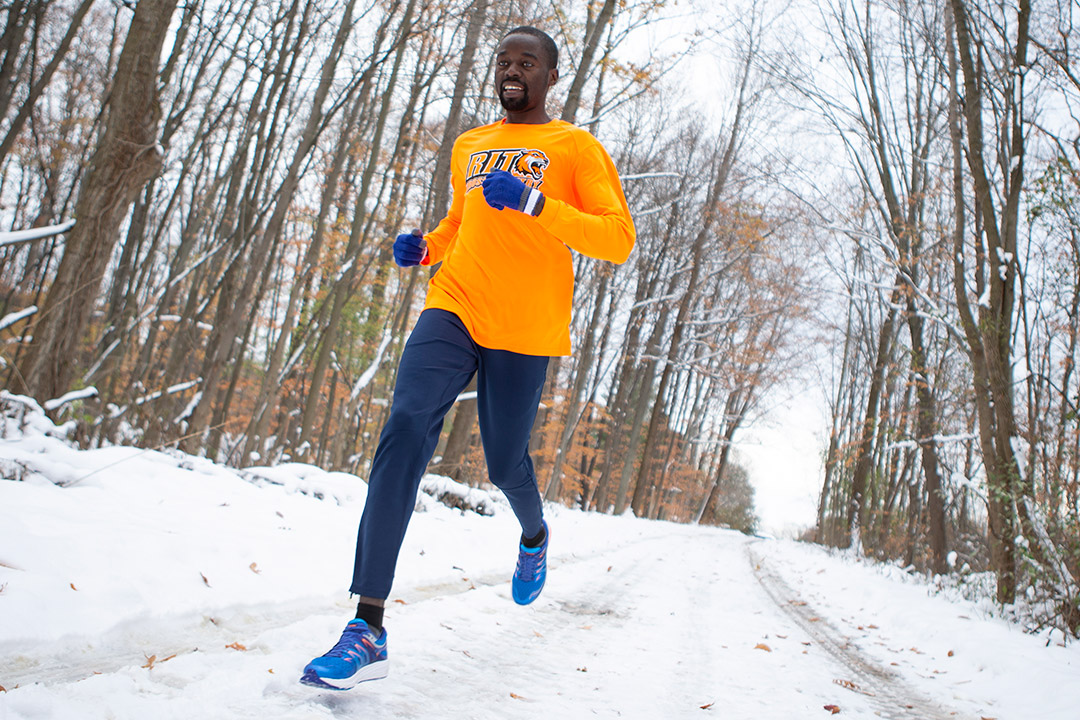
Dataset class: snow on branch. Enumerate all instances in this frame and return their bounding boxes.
[0,219,75,248]
[1021,496,1080,603]
[0,305,37,332]
[884,433,977,452]
[619,172,684,181]
[108,378,202,419]
[43,386,99,412]
[350,330,394,401]
[628,292,680,311]
[636,198,678,217]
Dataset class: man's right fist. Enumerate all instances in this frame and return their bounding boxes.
[393,229,426,267]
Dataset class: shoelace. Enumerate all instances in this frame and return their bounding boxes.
[327,624,373,658]
[516,546,545,582]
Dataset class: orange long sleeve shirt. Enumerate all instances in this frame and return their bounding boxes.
[421,118,635,356]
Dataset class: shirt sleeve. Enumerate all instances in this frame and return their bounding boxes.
[534,136,635,264]
[420,143,465,265]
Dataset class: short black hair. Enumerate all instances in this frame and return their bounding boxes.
[503,26,558,70]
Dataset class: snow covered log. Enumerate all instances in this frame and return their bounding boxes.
[418,474,497,516]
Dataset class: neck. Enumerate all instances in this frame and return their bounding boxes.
[505,108,551,124]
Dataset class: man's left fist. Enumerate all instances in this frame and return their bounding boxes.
[482,170,545,217]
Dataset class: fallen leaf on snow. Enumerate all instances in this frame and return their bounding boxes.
[249,562,261,574]
[576,667,588,672]
[70,583,77,591]
[833,679,861,692]
[823,704,841,714]
[200,573,211,587]
[510,693,527,700]
[948,650,954,657]
[700,702,714,710]
[226,642,247,651]
[394,598,408,605]
[754,643,772,652]
[142,653,177,669]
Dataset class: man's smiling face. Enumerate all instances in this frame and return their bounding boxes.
[494,33,558,121]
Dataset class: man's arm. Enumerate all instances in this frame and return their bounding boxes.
[418,212,458,266]
[537,140,635,264]
[482,138,635,264]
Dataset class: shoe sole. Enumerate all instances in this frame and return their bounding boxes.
[513,577,546,605]
[299,659,389,690]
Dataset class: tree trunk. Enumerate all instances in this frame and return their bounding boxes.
[295,0,418,458]
[431,389,478,481]
[947,0,1031,603]
[0,0,96,165]
[545,265,610,500]
[561,0,617,123]
[183,0,360,454]
[845,296,899,548]
[17,0,178,402]
[906,304,948,574]
[430,0,488,222]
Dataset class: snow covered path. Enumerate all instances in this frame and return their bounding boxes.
[1,401,1078,719]
[2,521,919,719]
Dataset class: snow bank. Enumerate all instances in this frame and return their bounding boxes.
[1,396,1078,720]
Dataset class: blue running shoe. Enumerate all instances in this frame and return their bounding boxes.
[512,520,549,605]
[300,618,388,690]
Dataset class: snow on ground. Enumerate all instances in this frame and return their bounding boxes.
[1,393,1078,719]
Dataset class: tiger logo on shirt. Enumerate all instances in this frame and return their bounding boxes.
[465,148,550,192]
[513,150,549,182]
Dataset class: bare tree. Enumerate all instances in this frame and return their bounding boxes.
[16,0,179,402]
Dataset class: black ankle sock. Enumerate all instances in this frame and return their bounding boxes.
[355,601,384,632]
[522,525,546,549]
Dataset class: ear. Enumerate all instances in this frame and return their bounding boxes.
[548,67,559,86]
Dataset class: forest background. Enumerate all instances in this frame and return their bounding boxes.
[1,0,1079,636]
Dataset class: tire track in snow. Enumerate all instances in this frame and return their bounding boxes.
[747,543,966,720]
[0,598,326,690]
[0,530,664,691]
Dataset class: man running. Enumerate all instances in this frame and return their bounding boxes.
[302,25,635,690]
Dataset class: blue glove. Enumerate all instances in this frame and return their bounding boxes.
[482,170,545,217]
[393,229,426,267]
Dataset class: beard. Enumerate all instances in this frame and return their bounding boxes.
[499,86,529,112]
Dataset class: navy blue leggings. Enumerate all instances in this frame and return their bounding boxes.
[350,309,549,599]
